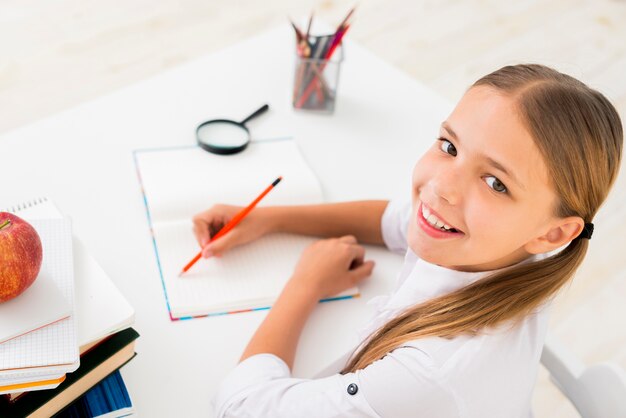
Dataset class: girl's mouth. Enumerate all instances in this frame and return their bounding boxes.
[417,202,464,239]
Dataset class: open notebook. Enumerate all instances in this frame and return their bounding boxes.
[134,140,359,320]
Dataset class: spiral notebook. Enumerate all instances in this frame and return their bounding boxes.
[0,203,79,375]
[134,140,359,321]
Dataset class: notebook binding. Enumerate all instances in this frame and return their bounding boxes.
[2,197,48,213]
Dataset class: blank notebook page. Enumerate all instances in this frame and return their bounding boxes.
[0,218,78,370]
[137,141,325,223]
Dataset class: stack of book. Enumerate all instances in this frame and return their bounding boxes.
[0,198,137,417]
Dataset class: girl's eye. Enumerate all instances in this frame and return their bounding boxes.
[438,138,457,156]
[485,176,508,194]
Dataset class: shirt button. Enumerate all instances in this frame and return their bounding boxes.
[347,383,358,395]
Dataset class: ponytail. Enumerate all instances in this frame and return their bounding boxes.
[342,238,588,373]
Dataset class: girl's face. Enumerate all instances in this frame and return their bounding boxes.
[409,86,576,272]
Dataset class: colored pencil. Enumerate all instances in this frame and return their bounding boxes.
[336,6,355,33]
[179,176,283,276]
[305,12,314,41]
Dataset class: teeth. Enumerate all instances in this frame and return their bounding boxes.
[422,204,455,232]
[427,214,438,225]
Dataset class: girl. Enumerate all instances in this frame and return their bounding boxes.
[195,64,623,417]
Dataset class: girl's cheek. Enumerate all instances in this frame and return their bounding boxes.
[464,205,490,239]
[413,148,438,182]
[411,167,420,193]
[411,159,428,195]
[406,217,420,253]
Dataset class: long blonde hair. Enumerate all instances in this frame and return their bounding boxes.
[342,64,623,373]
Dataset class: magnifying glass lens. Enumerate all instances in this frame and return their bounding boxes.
[196,122,249,148]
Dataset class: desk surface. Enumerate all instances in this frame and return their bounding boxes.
[0,25,453,416]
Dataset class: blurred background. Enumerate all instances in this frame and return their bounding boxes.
[1,1,625,416]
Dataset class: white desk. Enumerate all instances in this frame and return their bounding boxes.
[0,25,453,417]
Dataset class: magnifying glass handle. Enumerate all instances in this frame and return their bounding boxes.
[240,104,270,125]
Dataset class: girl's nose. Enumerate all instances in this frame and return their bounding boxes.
[431,167,462,206]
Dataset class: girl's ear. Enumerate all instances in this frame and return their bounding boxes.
[524,216,585,254]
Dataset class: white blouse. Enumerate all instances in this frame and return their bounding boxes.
[212,199,552,418]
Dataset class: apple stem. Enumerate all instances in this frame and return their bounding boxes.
[0,219,10,230]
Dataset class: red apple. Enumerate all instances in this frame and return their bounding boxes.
[0,213,43,303]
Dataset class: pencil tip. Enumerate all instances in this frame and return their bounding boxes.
[178,271,185,277]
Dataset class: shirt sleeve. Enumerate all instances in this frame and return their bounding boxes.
[380,199,412,255]
[212,348,459,418]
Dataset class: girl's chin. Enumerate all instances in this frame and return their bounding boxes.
[407,234,470,268]
[407,239,446,264]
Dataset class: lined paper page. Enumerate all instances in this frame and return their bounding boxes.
[0,219,78,371]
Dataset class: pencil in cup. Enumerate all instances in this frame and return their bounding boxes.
[179,176,283,276]
[293,36,344,113]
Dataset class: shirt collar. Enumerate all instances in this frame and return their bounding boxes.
[382,249,548,311]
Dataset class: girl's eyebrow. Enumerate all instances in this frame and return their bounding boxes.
[441,122,459,141]
[485,156,526,191]
[441,122,526,191]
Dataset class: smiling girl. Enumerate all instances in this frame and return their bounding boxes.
[196,64,623,417]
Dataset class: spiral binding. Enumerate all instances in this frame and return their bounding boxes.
[1,197,48,213]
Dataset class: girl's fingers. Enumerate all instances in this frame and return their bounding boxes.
[202,228,243,257]
[208,220,225,238]
[338,235,357,244]
[192,211,230,248]
[350,260,376,282]
[349,245,366,269]
[192,220,210,247]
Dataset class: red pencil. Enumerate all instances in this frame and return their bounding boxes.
[179,176,283,276]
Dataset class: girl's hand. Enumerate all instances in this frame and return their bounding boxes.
[289,235,376,300]
[192,204,273,258]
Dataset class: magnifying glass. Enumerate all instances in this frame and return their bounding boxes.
[196,104,269,155]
